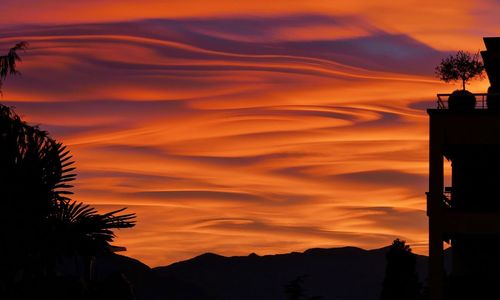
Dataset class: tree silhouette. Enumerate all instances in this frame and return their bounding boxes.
[380,239,421,300]
[284,276,321,300]
[0,44,136,299]
[435,50,484,91]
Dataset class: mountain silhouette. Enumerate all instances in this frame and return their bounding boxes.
[84,246,453,300]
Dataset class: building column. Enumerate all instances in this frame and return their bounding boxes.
[429,220,444,300]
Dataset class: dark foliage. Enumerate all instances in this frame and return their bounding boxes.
[380,239,421,300]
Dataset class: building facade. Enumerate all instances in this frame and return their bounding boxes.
[427,37,500,299]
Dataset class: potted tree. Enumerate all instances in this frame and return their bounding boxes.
[435,51,484,110]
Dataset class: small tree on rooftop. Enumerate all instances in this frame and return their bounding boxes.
[435,50,485,91]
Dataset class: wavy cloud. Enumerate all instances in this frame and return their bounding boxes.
[0,13,464,265]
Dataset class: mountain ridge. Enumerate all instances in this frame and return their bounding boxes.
[157,245,394,269]
[140,245,429,300]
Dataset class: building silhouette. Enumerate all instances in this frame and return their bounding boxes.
[427,37,500,299]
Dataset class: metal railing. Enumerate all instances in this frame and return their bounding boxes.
[436,93,500,109]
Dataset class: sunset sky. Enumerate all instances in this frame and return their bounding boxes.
[1,0,499,266]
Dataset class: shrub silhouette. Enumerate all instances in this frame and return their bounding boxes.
[380,239,421,300]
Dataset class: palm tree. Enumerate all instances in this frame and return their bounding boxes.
[1,103,137,299]
[0,44,136,299]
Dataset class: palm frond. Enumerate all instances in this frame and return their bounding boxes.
[48,200,136,255]
[0,42,28,92]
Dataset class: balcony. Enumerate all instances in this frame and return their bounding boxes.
[436,93,500,109]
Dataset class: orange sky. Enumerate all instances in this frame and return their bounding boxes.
[1,0,498,266]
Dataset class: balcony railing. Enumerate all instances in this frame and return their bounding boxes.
[436,93,500,109]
